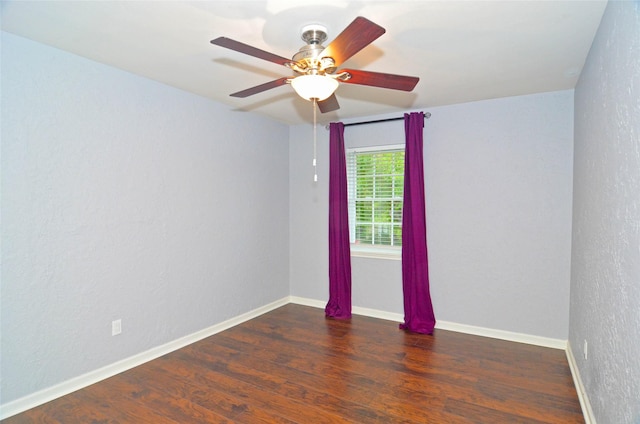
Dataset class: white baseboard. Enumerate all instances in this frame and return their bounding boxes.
[435,320,567,350]
[288,296,325,309]
[566,342,596,424]
[353,305,404,322]
[289,296,404,322]
[289,296,567,349]
[288,297,405,322]
[0,297,290,420]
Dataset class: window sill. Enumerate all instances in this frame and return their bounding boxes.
[350,245,401,261]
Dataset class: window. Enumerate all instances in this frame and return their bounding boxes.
[347,145,405,258]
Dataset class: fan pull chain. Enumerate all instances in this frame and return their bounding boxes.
[313,98,318,182]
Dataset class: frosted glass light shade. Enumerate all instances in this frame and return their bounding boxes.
[290,75,339,101]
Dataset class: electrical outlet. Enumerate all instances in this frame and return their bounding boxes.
[583,339,588,360]
[112,319,122,336]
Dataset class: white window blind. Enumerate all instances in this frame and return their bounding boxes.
[347,145,405,253]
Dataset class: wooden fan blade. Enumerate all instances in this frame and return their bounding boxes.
[211,37,292,67]
[318,94,340,113]
[340,69,419,91]
[230,77,291,98]
[319,17,385,67]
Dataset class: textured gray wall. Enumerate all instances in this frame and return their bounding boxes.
[290,90,575,340]
[1,32,290,404]
[570,1,640,423]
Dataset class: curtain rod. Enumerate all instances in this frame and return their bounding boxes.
[325,112,431,130]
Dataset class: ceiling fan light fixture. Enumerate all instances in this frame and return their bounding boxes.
[291,74,338,101]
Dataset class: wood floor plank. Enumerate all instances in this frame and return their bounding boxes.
[2,304,584,423]
[125,359,296,424]
[187,337,380,406]
[151,351,351,423]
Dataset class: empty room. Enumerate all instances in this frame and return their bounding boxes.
[1,1,638,423]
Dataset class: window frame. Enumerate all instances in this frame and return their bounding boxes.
[347,144,405,260]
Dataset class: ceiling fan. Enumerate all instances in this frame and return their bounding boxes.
[210,16,419,113]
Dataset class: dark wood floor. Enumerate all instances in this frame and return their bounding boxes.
[3,304,584,423]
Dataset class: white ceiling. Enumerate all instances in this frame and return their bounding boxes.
[1,1,607,125]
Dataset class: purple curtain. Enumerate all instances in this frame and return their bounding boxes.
[325,122,352,319]
[400,112,436,334]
